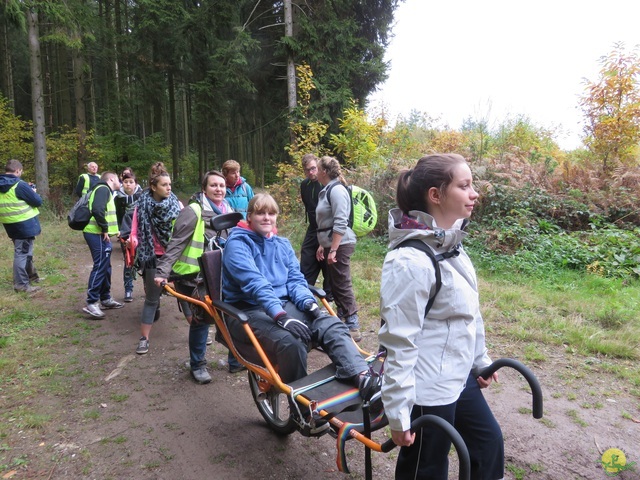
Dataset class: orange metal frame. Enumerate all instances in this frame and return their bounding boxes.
[163,284,387,452]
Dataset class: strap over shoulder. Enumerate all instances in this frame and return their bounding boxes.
[393,239,460,317]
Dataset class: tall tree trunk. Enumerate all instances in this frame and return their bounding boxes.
[0,18,15,110]
[182,85,189,158]
[284,0,296,113]
[284,0,296,150]
[113,0,123,131]
[43,38,54,130]
[73,48,88,172]
[57,44,72,127]
[27,8,49,198]
[168,70,178,180]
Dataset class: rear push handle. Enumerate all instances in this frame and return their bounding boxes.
[479,358,543,419]
[380,414,471,480]
[378,358,543,480]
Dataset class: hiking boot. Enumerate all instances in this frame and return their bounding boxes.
[83,302,105,319]
[191,367,211,384]
[350,328,362,342]
[136,337,149,355]
[124,291,133,303]
[15,285,41,294]
[101,298,124,309]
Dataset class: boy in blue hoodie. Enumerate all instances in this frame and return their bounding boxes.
[222,159,254,218]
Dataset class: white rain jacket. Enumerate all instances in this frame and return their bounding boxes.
[379,208,492,433]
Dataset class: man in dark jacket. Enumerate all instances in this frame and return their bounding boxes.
[299,153,332,300]
[0,159,43,293]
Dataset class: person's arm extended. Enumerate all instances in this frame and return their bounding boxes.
[155,206,197,281]
[379,250,435,434]
[16,181,42,208]
[283,239,315,308]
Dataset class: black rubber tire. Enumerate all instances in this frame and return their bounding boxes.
[248,370,297,435]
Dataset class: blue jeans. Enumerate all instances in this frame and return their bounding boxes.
[84,233,113,304]
[12,237,36,290]
[175,281,240,370]
[395,373,504,480]
[229,300,368,383]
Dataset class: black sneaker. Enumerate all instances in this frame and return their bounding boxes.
[124,291,133,302]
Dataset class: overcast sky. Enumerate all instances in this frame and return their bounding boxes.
[367,0,640,150]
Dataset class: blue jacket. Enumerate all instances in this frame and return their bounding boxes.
[0,174,42,239]
[222,224,314,319]
[225,177,254,218]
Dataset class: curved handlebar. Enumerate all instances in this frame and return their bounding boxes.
[381,414,471,480]
[479,358,543,419]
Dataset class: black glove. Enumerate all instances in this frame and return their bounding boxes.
[276,313,311,343]
[305,302,323,320]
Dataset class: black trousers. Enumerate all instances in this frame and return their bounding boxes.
[395,373,504,480]
[299,227,331,297]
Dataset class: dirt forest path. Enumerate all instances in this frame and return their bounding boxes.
[2,226,639,479]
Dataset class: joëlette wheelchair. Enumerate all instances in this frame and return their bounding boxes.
[163,212,544,480]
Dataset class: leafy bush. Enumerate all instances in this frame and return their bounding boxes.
[469,214,640,279]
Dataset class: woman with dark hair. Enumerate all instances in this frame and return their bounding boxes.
[379,154,504,480]
[315,156,361,341]
[154,170,244,382]
[129,162,182,355]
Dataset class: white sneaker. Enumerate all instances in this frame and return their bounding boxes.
[101,298,124,309]
[83,302,105,319]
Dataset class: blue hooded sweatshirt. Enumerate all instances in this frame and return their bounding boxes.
[225,177,254,219]
[0,174,42,239]
[222,224,314,319]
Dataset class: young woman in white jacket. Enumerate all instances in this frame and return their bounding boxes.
[379,153,504,480]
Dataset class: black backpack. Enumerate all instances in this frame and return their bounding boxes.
[67,189,93,230]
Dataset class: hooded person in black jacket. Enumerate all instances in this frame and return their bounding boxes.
[0,159,42,293]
